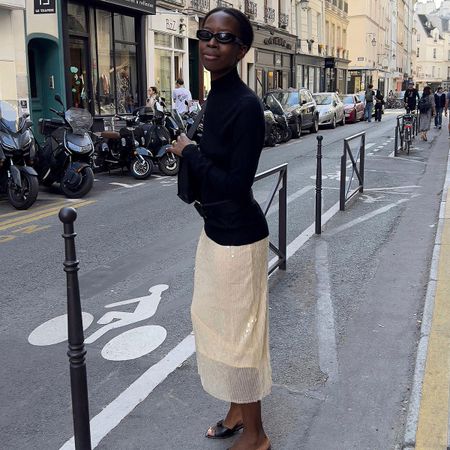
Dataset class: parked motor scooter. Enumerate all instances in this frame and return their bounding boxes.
[0,100,39,209]
[37,95,95,198]
[93,114,154,179]
[134,101,180,176]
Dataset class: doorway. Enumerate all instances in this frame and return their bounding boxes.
[27,37,62,140]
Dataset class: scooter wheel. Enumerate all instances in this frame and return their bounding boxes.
[7,172,39,210]
[61,167,94,198]
[158,154,179,176]
[131,156,153,180]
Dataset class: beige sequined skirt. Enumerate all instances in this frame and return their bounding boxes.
[191,229,272,404]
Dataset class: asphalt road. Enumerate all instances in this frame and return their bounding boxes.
[1,110,447,450]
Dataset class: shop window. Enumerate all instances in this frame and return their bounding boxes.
[155,32,172,47]
[115,43,138,113]
[267,71,275,90]
[155,49,172,102]
[174,37,184,50]
[68,4,87,34]
[114,14,136,43]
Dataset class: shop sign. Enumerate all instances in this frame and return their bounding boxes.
[263,36,293,50]
[34,0,56,14]
[98,0,156,14]
[166,19,177,32]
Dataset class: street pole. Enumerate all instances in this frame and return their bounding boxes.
[315,135,323,234]
[59,207,92,450]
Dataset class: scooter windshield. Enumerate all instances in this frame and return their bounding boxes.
[0,101,20,133]
[65,107,93,135]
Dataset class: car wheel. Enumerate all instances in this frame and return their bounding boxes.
[341,114,346,126]
[331,115,337,129]
[310,116,319,134]
[292,118,301,138]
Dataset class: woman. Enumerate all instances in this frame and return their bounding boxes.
[170,7,271,450]
[419,85,436,141]
[146,86,159,109]
[374,89,384,122]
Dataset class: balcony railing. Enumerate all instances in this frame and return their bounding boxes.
[190,0,210,13]
[279,12,289,29]
[264,6,275,23]
[245,0,257,18]
[217,0,232,7]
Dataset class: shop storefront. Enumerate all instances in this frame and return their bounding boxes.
[26,0,155,126]
[148,10,189,104]
[253,28,296,97]
[296,54,326,93]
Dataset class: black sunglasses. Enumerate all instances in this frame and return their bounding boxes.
[196,29,244,45]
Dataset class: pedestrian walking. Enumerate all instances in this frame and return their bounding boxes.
[434,86,446,129]
[146,86,159,110]
[374,89,384,122]
[172,78,192,115]
[170,7,271,450]
[404,82,420,113]
[364,84,375,122]
[445,89,450,138]
[418,86,436,141]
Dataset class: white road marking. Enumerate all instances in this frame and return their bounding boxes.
[365,185,421,191]
[328,198,410,236]
[266,185,314,217]
[109,182,145,189]
[315,240,339,382]
[366,143,376,150]
[60,201,343,449]
[59,334,196,450]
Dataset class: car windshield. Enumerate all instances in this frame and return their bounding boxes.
[65,108,93,135]
[265,95,284,115]
[313,94,333,105]
[341,95,355,105]
[270,91,299,107]
[0,100,20,133]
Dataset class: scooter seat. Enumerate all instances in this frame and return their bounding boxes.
[101,131,121,140]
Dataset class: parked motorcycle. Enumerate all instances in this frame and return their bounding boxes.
[134,101,180,176]
[264,96,291,144]
[37,95,95,198]
[93,114,154,179]
[0,101,39,209]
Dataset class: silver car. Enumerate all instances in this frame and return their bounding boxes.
[312,92,345,128]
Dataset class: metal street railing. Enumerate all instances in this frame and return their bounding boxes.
[255,163,288,274]
[340,132,365,211]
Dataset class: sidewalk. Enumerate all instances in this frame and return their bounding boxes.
[405,129,450,449]
[92,125,450,450]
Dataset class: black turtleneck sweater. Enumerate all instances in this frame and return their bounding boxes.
[182,68,269,246]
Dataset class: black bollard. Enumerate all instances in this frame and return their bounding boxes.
[315,135,323,235]
[59,207,92,450]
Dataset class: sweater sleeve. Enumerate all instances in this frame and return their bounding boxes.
[182,98,264,201]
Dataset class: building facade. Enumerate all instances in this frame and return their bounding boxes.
[25,0,155,128]
[324,0,349,93]
[0,1,27,105]
[414,0,450,90]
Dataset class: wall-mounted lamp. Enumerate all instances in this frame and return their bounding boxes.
[366,33,376,47]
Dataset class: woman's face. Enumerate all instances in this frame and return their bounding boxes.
[148,88,155,96]
[199,12,247,79]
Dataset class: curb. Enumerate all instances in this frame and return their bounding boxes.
[402,137,450,448]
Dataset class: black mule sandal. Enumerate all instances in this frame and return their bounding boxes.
[205,420,244,439]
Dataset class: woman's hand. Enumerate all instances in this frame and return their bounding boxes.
[170,133,196,157]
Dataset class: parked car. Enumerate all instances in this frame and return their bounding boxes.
[340,94,365,123]
[313,92,345,128]
[264,88,319,138]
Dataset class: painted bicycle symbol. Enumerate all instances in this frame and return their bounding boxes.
[28,284,169,361]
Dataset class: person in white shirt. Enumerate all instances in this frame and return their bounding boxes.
[172,79,192,115]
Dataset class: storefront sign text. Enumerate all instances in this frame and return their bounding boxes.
[263,36,292,50]
[34,0,56,14]
[166,19,177,31]
[98,0,156,14]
